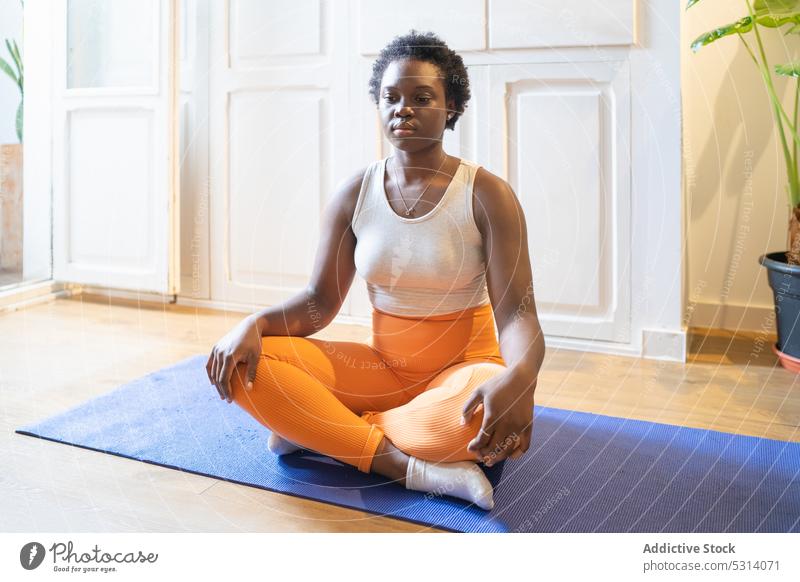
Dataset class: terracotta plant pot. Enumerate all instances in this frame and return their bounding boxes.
[0,143,23,272]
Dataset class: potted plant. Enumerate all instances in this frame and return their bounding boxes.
[0,38,22,144]
[688,0,800,371]
[0,0,23,274]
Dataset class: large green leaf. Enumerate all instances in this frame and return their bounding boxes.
[691,17,753,52]
[776,61,800,76]
[747,0,800,26]
[690,6,800,52]
[688,0,800,47]
[757,14,800,27]
[754,0,800,15]
[689,0,800,10]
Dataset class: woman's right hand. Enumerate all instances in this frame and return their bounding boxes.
[205,315,263,403]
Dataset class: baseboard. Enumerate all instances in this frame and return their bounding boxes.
[0,279,76,314]
[73,284,178,306]
[542,328,687,363]
[641,328,687,362]
[689,301,776,334]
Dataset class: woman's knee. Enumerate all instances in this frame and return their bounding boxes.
[465,361,507,384]
[259,336,334,380]
[229,356,283,404]
[223,338,284,401]
[425,361,505,400]
[260,336,295,361]
[228,360,254,401]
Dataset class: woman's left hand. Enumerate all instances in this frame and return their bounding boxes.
[461,367,537,466]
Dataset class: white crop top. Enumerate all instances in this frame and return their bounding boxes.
[351,156,491,317]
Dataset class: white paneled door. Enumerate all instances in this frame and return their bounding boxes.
[208,0,354,308]
[487,62,632,343]
[51,0,180,294]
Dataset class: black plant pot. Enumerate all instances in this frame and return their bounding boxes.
[759,251,800,366]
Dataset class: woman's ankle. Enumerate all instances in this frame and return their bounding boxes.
[371,437,410,485]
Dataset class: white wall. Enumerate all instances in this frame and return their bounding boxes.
[682,2,798,333]
[0,0,23,145]
[21,0,52,282]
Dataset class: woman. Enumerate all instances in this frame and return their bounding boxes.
[206,30,545,511]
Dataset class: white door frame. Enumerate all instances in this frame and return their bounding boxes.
[49,0,180,294]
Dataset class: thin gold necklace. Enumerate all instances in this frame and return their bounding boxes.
[389,153,449,217]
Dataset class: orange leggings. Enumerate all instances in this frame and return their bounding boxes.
[229,302,507,473]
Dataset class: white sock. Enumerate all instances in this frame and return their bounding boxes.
[405,456,495,510]
[267,432,302,456]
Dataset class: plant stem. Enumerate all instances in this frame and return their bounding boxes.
[737,31,759,66]
[746,0,800,206]
[736,20,798,206]
[748,2,800,146]
[793,77,799,206]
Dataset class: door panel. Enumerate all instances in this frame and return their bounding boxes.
[52,0,180,293]
[209,0,352,307]
[488,61,632,342]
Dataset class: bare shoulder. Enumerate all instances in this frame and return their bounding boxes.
[329,164,372,225]
[472,166,521,234]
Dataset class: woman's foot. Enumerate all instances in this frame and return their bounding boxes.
[267,432,302,455]
[405,457,495,510]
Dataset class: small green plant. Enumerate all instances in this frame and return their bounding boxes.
[0,0,23,143]
[688,0,800,262]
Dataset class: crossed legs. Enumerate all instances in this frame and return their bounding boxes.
[228,336,506,475]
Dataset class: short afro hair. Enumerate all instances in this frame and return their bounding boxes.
[368,30,471,131]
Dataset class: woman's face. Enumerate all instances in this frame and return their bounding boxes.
[378,58,455,152]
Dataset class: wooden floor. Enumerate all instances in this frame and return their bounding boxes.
[1,294,798,532]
